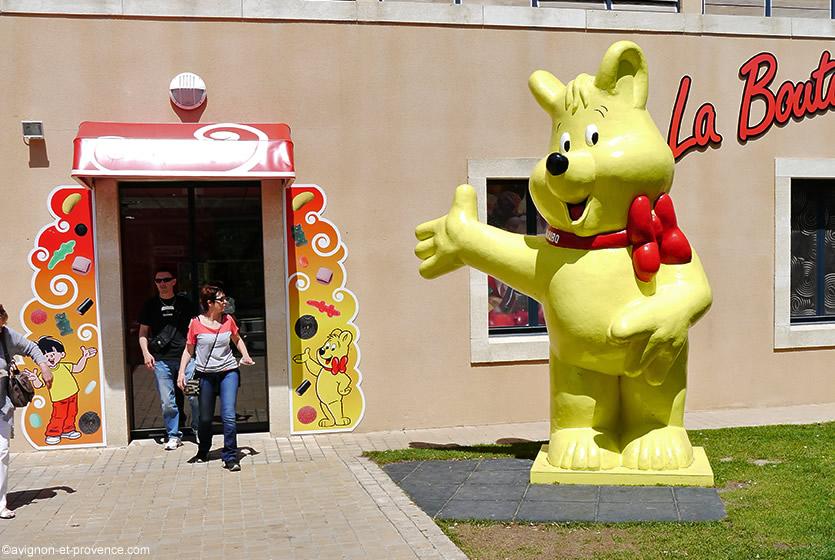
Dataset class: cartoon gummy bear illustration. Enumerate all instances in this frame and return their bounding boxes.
[293,329,354,428]
[24,336,98,445]
[415,41,712,473]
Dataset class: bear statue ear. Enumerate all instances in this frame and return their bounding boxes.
[333,329,354,346]
[529,70,565,115]
[593,41,649,109]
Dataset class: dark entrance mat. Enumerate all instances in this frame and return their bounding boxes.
[382,459,726,523]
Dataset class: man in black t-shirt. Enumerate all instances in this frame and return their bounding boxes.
[138,268,198,450]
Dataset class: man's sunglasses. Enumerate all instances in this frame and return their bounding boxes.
[154,277,174,284]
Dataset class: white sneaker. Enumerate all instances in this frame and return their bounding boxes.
[45,436,61,445]
[163,437,182,451]
[61,431,82,439]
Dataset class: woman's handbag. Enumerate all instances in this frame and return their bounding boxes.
[186,319,221,398]
[1,328,35,407]
[183,378,200,397]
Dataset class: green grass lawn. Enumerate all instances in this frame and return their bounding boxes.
[365,422,835,560]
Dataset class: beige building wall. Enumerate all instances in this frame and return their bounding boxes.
[1,9,834,444]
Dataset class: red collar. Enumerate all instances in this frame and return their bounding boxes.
[544,193,692,282]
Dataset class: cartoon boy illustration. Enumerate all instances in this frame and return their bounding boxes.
[25,337,97,445]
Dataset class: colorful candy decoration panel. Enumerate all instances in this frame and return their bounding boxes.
[286,185,365,434]
[19,186,106,449]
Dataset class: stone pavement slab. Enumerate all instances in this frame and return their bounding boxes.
[383,460,727,523]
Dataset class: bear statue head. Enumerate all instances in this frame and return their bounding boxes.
[528,41,674,237]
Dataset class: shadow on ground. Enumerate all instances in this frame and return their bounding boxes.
[409,438,544,460]
[7,486,75,510]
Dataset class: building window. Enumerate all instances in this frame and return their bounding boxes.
[486,179,548,335]
[790,180,835,323]
[775,159,835,349]
[468,159,549,364]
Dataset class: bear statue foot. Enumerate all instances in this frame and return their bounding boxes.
[621,426,694,470]
[547,427,620,471]
[318,418,336,428]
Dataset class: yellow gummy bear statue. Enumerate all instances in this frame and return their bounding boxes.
[415,41,712,472]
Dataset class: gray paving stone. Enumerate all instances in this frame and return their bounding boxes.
[599,486,675,503]
[406,468,473,485]
[413,460,479,474]
[465,470,529,485]
[597,501,679,522]
[474,458,533,471]
[516,500,597,522]
[524,484,599,502]
[454,483,527,502]
[436,500,518,521]
[677,500,727,521]
[382,462,422,483]
[411,496,453,518]
[674,487,722,503]
[399,479,460,502]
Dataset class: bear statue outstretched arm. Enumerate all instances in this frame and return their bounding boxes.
[608,250,712,386]
[415,184,549,301]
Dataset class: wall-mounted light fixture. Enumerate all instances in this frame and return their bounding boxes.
[22,120,44,141]
[169,72,207,110]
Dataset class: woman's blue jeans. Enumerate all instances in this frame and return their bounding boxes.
[197,369,239,463]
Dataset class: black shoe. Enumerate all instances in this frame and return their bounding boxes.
[224,460,241,472]
[189,453,209,464]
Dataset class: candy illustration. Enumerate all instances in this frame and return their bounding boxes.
[294,315,318,340]
[55,312,73,336]
[71,255,92,275]
[307,299,341,318]
[297,406,317,424]
[61,193,82,215]
[292,224,308,246]
[77,297,94,315]
[78,411,101,435]
[295,379,312,396]
[292,191,315,211]
[316,267,333,285]
[30,309,48,325]
[298,255,309,268]
[47,240,76,270]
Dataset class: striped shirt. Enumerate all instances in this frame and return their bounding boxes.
[187,315,239,374]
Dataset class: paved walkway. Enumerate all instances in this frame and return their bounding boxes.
[1,403,833,560]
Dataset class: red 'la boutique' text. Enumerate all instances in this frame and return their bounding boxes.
[667,50,835,160]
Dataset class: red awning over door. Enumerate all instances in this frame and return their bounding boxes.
[72,122,294,187]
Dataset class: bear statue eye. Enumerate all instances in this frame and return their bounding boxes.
[560,132,571,153]
[585,124,599,146]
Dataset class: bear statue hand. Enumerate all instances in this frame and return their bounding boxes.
[607,301,690,386]
[414,184,480,279]
[292,347,311,364]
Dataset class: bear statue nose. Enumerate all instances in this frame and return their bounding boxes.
[318,348,325,356]
[546,153,569,176]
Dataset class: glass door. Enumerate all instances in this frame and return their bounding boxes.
[119,181,268,439]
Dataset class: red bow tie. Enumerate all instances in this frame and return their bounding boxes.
[544,193,692,282]
[328,356,348,375]
[628,194,692,282]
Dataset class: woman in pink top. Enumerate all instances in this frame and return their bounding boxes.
[178,283,254,471]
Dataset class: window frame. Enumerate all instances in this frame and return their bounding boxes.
[774,158,835,348]
[469,159,550,364]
